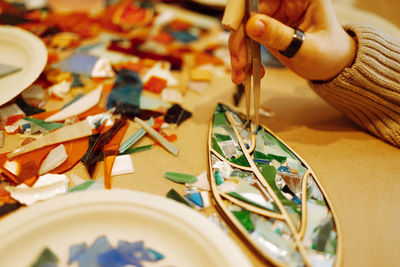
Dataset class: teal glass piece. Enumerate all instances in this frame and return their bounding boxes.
[164,172,197,184]
[166,189,191,207]
[71,73,84,88]
[214,171,224,185]
[119,118,154,153]
[232,209,254,232]
[147,248,164,261]
[107,69,142,110]
[31,247,58,267]
[68,180,96,192]
[23,117,64,132]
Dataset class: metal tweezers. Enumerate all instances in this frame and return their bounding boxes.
[243,0,261,131]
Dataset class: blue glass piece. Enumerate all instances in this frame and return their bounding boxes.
[170,31,198,43]
[147,248,164,261]
[184,192,203,208]
[71,73,84,88]
[97,249,130,267]
[116,240,151,265]
[68,243,87,265]
[54,54,99,75]
[70,236,113,267]
[107,68,142,110]
[277,166,290,173]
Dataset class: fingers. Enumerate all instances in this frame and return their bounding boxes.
[229,24,247,84]
[246,14,296,53]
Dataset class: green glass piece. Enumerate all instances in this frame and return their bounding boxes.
[68,180,96,192]
[228,192,271,210]
[265,154,287,164]
[119,145,153,155]
[119,118,154,153]
[23,117,64,132]
[261,166,299,210]
[166,189,191,207]
[214,171,224,185]
[230,155,250,167]
[213,112,227,127]
[314,217,334,252]
[214,133,231,142]
[212,137,224,156]
[164,172,197,184]
[31,247,58,267]
[232,209,254,232]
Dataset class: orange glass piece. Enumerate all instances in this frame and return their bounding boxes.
[152,117,164,132]
[116,61,143,73]
[103,120,128,189]
[169,19,192,31]
[143,76,167,94]
[7,114,24,125]
[153,32,174,44]
[77,105,107,120]
[194,52,224,66]
[49,137,89,174]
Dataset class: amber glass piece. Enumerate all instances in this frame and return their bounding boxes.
[77,105,106,120]
[50,137,89,174]
[103,120,128,189]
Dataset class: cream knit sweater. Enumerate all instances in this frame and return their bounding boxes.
[309,23,400,147]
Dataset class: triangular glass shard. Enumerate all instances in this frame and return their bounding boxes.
[208,103,341,266]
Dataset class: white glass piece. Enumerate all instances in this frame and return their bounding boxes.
[111,155,134,176]
[303,201,329,249]
[39,144,68,175]
[0,103,24,121]
[6,173,69,205]
[91,57,115,78]
[48,80,71,99]
[189,171,210,191]
[45,85,103,122]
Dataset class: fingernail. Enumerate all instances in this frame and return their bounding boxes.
[248,20,264,37]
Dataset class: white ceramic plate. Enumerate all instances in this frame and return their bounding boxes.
[0,26,47,106]
[0,189,252,267]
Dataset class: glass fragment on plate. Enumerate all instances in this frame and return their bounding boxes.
[208,103,341,266]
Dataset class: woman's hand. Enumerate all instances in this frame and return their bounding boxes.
[229,0,357,84]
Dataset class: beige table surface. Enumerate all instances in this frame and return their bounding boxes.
[1,2,399,267]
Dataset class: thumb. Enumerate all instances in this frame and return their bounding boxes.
[246,14,296,52]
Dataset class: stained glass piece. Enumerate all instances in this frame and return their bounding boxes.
[119,145,153,155]
[214,171,224,186]
[68,180,96,192]
[61,94,84,110]
[184,192,203,208]
[0,63,22,78]
[166,189,191,207]
[119,118,154,153]
[232,209,254,232]
[113,102,140,119]
[23,117,64,132]
[68,243,87,264]
[31,247,58,267]
[164,171,197,184]
[107,68,142,110]
[97,249,130,267]
[6,174,69,206]
[146,248,164,261]
[111,155,134,176]
[135,117,178,156]
[38,144,68,175]
[189,171,210,191]
[71,73,84,88]
[69,236,113,266]
[16,96,45,116]
[164,104,192,126]
[54,53,99,75]
[45,85,103,122]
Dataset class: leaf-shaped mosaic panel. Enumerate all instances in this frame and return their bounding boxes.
[208,103,342,266]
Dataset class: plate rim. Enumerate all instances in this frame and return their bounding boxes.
[0,189,252,267]
[0,25,47,106]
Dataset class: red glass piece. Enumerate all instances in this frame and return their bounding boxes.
[143,76,167,94]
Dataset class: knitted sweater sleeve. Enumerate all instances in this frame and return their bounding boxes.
[309,23,400,147]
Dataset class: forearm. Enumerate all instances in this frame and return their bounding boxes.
[309,23,400,147]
